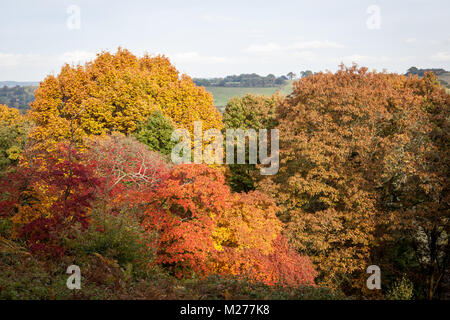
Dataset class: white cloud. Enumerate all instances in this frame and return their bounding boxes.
[248,28,265,39]
[0,51,96,68]
[201,14,234,23]
[170,52,235,65]
[337,54,391,64]
[0,51,98,80]
[431,51,450,61]
[0,53,41,67]
[291,50,318,62]
[244,42,284,54]
[405,38,417,44]
[243,40,344,55]
[430,38,450,46]
[58,51,96,65]
[292,40,344,50]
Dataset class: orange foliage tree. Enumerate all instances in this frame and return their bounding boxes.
[142,163,316,286]
[142,164,231,277]
[386,73,449,299]
[28,48,222,150]
[213,191,282,254]
[214,235,317,287]
[258,65,449,293]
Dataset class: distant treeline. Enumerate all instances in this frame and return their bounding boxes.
[194,73,288,87]
[406,67,450,88]
[2,68,448,113]
[0,85,36,112]
[406,67,447,77]
[0,81,39,87]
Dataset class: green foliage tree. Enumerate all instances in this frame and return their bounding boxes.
[133,110,176,156]
[386,276,414,300]
[222,94,280,192]
[300,70,313,78]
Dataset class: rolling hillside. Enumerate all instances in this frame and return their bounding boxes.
[438,72,450,87]
[206,80,294,112]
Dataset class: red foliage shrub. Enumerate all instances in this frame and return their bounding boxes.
[142,164,317,286]
[83,133,170,216]
[142,164,231,277]
[0,144,102,256]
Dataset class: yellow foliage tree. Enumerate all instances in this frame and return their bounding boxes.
[0,104,25,125]
[258,65,445,292]
[213,191,282,255]
[29,48,222,150]
[0,104,30,168]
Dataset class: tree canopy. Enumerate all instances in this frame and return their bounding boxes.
[29,48,222,150]
[258,65,450,296]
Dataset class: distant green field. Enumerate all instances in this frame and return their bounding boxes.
[278,80,295,96]
[206,81,293,112]
[438,72,450,84]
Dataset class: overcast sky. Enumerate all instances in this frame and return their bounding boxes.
[1,0,449,81]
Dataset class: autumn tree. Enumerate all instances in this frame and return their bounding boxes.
[141,163,317,286]
[82,133,170,216]
[213,191,282,254]
[0,104,30,172]
[214,235,317,287]
[133,110,176,156]
[222,94,281,192]
[212,191,316,287]
[375,72,450,299]
[0,143,102,255]
[222,94,279,131]
[0,134,170,257]
[29,48,222,150]
[259,65,449,294]
[142,164,231,278]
